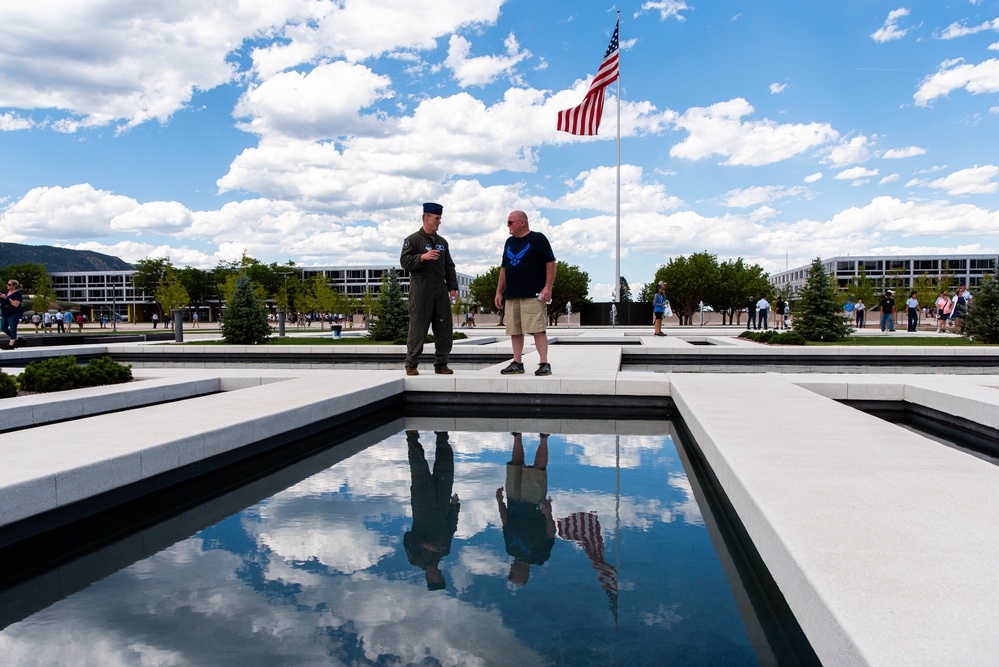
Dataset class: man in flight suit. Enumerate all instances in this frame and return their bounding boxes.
[400,202,459,375]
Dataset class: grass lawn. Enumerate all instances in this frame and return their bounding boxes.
[810,335,979,346]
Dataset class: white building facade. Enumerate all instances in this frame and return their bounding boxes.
[770,254,997,298]
[48,264,474,321]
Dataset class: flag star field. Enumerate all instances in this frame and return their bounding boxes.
[1,1,998,298]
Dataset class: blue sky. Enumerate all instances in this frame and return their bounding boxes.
[1,1,998,299]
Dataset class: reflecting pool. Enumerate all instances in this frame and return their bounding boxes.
[0,418,809,666]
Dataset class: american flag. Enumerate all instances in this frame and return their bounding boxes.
[557,21,620,136]
[558,511,619,622]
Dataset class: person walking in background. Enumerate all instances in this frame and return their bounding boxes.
[855,298,866,329]
[935,290,951,333]
[192,312,200,327]
[906,291,919,332]
[400,202,459,376]
[152,312,159,328]
[949,285,969,334]
[756,295,770,330]
[652,282,667,336]
[844,297,855,325]
[1,279,25,349]
[63,309,75,333]
[774,296,786,330]
[55,310,66,333]
[878,290,896,332]
[494,210,556,376]
[745,296,756,330]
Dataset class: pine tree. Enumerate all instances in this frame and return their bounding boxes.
[368,269,410,342]
[221,275,271,344]
[963,264,999,344]
[794,258,853,342]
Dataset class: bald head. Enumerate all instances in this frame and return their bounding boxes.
[506,210,530,237]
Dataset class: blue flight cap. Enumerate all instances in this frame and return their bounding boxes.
[423,202,443,215]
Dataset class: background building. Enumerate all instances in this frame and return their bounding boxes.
[48,264,473,321]
[771,254,997,298]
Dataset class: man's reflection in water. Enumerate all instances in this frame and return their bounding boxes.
[404,430,460,591]
[496,432,556,587]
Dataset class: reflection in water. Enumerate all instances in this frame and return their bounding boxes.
[0,421,765,666]
[497,432,555,587]
[405,430,460,591]
[558,511,619,625]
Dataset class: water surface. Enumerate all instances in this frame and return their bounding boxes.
[0,419,764,666]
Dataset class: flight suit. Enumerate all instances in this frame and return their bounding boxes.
[400,228,458,370]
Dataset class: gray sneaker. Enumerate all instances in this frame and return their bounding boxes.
[535,363,552,376]
[501,361,525,375]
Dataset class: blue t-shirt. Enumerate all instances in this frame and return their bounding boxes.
[653,293,665,313]
[501,231,556,299]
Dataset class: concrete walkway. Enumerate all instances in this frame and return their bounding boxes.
[1,332,998,665]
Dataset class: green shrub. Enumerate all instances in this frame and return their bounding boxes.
[83,355,133,386]
[0,371,17,398]
[774,331,807,345]
[739,330,806,345]
[17,355,132,393]
[453,332,467,340]
[19,356,85,393]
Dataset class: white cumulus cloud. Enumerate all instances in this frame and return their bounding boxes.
[914,58,999,106]
[670,98,839,166]
[444,33,531,88]
[927,164,999,195]
[871,8,911,43]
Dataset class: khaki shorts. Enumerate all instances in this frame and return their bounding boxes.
[505,297,547,336]
[506,464,548,505]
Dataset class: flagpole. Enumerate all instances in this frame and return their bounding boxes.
[614,10,621,309]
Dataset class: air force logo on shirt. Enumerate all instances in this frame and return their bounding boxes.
[506,243,530,267]
[403,240,410,249]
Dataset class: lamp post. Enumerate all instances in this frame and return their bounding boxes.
[277,271,292,337]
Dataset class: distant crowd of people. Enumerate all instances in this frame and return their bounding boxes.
[844,286,972,333]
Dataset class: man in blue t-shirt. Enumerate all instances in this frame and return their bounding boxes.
[493,210,556,376]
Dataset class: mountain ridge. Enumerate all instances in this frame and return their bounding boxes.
[0,242,133,272]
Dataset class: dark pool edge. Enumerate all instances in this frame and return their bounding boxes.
[671,414,823,667]
[841,399,999,463]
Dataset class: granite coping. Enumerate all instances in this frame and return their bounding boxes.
[0,371,403,528]
[670,374,999,666]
